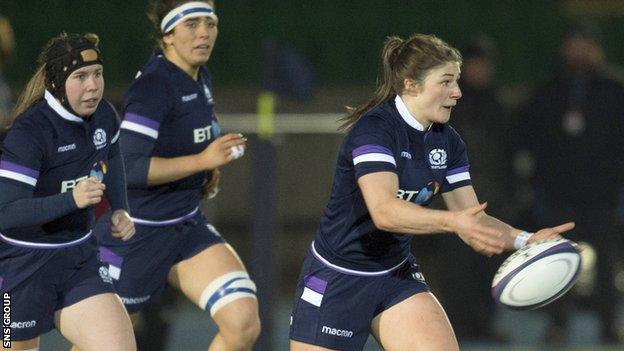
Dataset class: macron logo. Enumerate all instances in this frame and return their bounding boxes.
[120,295,151,305]
[57,144,76,153]
[321,325,353,338]
[10,320,36,329]
[401,151,412,159]
[182,93,198,102]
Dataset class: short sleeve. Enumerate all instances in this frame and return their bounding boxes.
[442,126,471,192]
[347,114,398,179]
[120,74,173,141]
[0,123,44,188]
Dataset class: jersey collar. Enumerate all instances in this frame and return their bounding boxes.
[44,90,83,123]
[159,53,206,83]
[394,95,431,132]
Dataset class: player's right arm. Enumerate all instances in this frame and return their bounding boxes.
[358,171,505,255]
[0,125,102,229]
[147,132,245,186]
[120,74,245,187]
[350,114,504,255]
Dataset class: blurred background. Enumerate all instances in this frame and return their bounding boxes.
[1,0,624,350]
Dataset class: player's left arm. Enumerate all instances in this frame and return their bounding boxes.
[104,139,135,241]
[104,140,128,212]
[442,185,574,250]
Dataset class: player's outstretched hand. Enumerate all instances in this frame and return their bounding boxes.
[528,222,575,244]
[111,210,135,241]
[451,202,505,256]
[73,177,106,209]
[197,133,246,170]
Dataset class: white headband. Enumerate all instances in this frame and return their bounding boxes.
[161,2,217,33]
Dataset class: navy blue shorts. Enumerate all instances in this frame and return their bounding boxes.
[289,253,429,350]
[94,209,224,313]
[0,237,115,341]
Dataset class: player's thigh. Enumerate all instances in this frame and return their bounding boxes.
[290,339,340,351]
[55,293,136,351]
[168,242,258,326]
[168,242,248,303]
[371,292,458,351]
[1,338,39,350]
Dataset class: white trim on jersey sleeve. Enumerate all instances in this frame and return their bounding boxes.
[0,170,38,186]
[120,120,159,139]
[353,153,396,166]
[446,172,471,184]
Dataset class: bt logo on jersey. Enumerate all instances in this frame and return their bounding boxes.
[61,176,88,193]
[396,189,419,202]
[396,181,440,205]
[194,125,212,143]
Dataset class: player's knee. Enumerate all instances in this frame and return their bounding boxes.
[220,305,261,348]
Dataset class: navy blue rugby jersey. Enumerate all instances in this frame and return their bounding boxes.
[313,95,472,273]
[120,54,220,221]
[0,91,120,245]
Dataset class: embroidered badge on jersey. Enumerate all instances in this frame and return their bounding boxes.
[93,128,107,149]
[99,266,113,284]
[428,148,447,169]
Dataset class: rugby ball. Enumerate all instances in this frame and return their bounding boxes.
[491,238,581,310]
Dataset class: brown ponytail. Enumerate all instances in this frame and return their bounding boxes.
[339,34,462,131]
[339,36,404,131]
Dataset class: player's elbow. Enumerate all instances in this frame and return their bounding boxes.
[369,206,396,232]
[123,156,150,188]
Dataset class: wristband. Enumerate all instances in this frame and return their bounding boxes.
[514,231,534,250]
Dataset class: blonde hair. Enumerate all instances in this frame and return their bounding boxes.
[11,65,46,121]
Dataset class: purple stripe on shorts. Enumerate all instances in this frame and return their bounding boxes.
[99,246,123,267]
[304,275,327,294]
[0,277,3,290]
[124,113,160,130]
[446,165,470,176]
[352,144,393,158]
[0,161,40,178]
